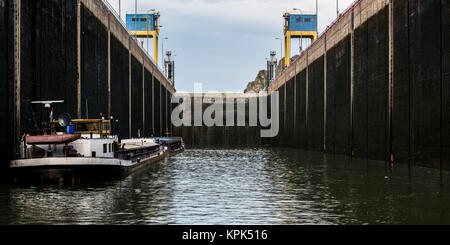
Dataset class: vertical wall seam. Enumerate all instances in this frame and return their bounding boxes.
[152,68,154,136]
[13,0,20,158]
[407,0,411,167]
[107,12,111,118]
[142,54,145,137]
[6,0,10,160]
[333,45,336,154]
[366,20,369,159]
[284,80,286,140]
[440,0,443,173]
[128,37,131,138]
[77,0,81,118]
[306,50,309,130]
[388,0,394,163]
[166,89,168,136]
[160,82,162,136]
[294,63,297,139]
[410,0,415,166]
[324,34,327,153]
[350,10,355,158]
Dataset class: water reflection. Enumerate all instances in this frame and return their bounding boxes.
[1,148,449,224]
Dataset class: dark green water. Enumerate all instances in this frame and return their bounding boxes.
[1,148,449,224]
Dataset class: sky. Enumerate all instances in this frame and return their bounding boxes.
[107,0,355,93]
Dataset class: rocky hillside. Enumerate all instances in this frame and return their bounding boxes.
[244,69,268,93]
[244,55,300,93]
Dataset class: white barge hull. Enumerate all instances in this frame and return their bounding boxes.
[10,152,167,181]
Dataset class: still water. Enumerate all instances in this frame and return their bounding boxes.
[1,148,450,224]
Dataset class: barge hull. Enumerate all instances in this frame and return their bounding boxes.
[9,152,169,181]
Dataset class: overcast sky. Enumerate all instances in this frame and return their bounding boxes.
[107,0,355,92]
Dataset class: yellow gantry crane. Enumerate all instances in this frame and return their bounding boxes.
[283,12,318,67]
[126,12,161,64]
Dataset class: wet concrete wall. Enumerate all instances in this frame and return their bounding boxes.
[163,86,168,136]
[273,85,284,147]
[81,4,108,119]
[130,55,142,138]
[391,0,446,168]
[326,36,351,156]
[285,79,295,148]
[271,0,450,170]
[353,20,369,160]
[2,0,175,171]
[154,79,161,137]
[306,56,325,153]
[443,0,450,168]
[0,0,11,166]
[143,68,152,137]
[295,70,307,149]
[366,7,388,162]
[405,0,442,168]
[19,0,78,127]
[110,34,129,140]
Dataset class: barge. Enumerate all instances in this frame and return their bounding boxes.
[10,116,184,181]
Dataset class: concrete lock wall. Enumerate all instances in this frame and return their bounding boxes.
[173,94,264,148]
[176,0,450,171]
[0,0,12,167]
[269,0,450,170]
[1,0,175,172]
